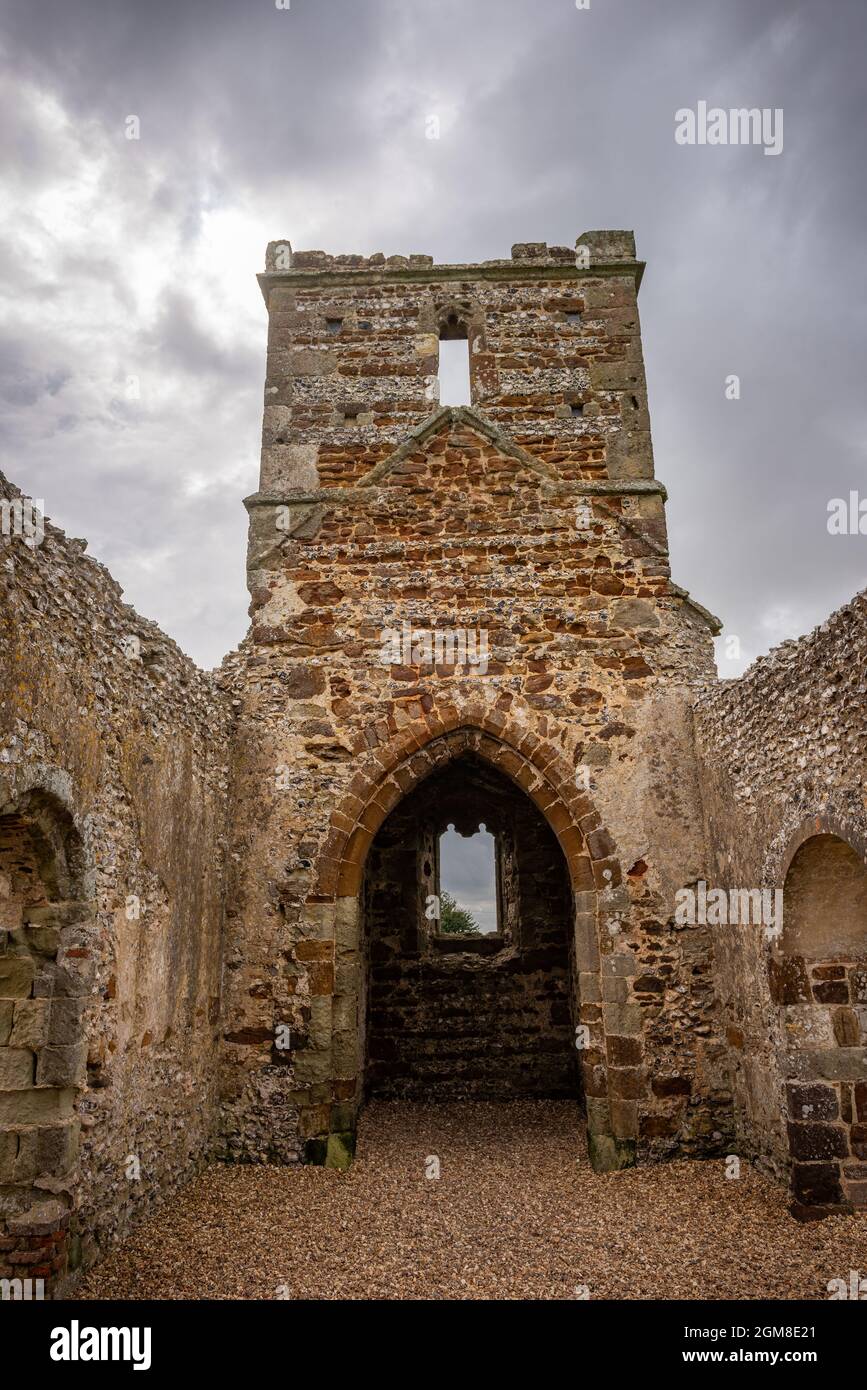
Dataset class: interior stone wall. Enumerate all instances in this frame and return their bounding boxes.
[693,591,867,1215]
[6,230,865,1294]
[0,474,230,1288]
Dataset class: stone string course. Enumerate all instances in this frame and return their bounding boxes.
[1,233,865,1293]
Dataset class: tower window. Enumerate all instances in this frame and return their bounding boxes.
[436,309,473,407]
[325,317,343,334]
[438,339,471,406]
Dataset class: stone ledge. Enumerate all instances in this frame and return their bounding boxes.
[258,258,645,304]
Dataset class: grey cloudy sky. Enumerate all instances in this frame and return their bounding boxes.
[440,826,498,934]
[0,0,864,671]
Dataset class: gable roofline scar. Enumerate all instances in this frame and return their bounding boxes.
[244,406,672,505]
[362,405,560,485]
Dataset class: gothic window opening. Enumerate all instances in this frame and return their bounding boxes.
[437,308,471,406]
[437,822,499,937]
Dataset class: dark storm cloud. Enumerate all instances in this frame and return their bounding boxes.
[0,0,394,189]
[0,0,864,668]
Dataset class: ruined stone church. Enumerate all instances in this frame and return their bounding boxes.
[1,231,865,1293]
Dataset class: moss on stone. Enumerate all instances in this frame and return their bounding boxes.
[588,1132,636,1173]
[325,1130,356,1170]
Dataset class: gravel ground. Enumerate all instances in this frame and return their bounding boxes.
[78,1100,867,1301]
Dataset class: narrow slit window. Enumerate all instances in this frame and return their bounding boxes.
[437,823,498,935]
[438,337,472,407]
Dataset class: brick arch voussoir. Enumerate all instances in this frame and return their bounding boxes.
[315,711,620,900]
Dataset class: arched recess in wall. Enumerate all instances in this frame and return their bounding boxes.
[0,781,92,1292]
[362,748,577,1103]
[775,829,867,1217]
[782,834,867,962]
[314,720,632,1172]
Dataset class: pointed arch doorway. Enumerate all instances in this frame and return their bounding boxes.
[316,722,632,1171]
[363,750,576,1100]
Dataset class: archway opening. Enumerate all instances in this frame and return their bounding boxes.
[360,752,579,1102]
[0,791,88,1293]
[778,832,867,1215]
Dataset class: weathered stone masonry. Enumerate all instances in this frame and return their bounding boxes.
[693,593,867,1219]
[2,230,865,1295]
[0,475,229,1292]
[219,232,733,1175]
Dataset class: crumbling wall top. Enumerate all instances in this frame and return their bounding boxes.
[260,231,642,300]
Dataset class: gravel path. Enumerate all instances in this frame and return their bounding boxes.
[78,1101,867,1300]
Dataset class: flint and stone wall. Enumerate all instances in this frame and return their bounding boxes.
[0,476,230,1290]
[3,231,864,1294]
[693,592,867,1215]
[219,234,733,1174]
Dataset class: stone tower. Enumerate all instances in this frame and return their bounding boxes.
[219,232,730,1171]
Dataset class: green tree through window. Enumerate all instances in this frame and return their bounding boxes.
[438,889,482,935]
